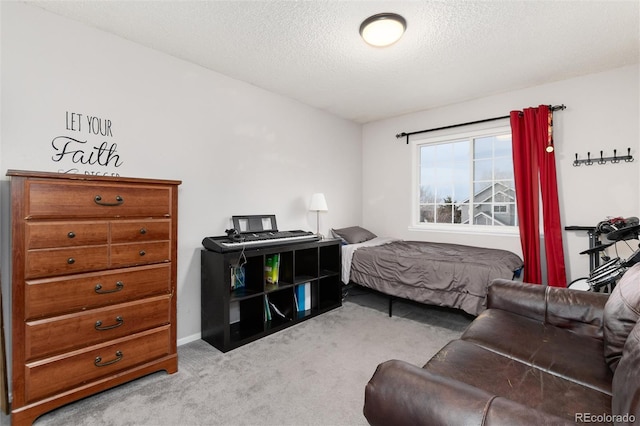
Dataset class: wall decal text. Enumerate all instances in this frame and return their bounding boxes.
[51,111,123,176]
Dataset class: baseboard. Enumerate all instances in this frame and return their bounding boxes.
[177,332,201,347]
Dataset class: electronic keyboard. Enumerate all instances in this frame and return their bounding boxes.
[202,230,320,253]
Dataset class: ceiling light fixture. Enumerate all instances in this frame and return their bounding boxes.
[359,13,407,47]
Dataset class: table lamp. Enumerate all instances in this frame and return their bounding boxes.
[309,193,328,238]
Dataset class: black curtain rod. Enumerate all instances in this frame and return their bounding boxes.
[396,104,566,144]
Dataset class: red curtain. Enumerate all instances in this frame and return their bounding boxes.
[510,105,567,286]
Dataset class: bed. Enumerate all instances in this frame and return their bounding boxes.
[334,226,524,316]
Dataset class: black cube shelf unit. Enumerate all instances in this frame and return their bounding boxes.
[201,239,342,352]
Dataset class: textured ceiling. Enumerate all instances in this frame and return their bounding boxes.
[27,0,640,124]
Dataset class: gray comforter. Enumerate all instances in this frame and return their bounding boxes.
[349,240,523,316]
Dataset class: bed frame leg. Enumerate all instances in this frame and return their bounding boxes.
[388,296,394,317]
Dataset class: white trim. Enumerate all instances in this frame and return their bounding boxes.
[408,224,520,237]
[177,332,201,346]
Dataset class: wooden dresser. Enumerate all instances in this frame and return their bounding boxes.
[6,170,181,425]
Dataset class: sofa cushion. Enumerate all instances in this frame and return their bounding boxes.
[461,308,612,394]
[612,320,640,421]
[424,339,612,422]
[603,263,640,372]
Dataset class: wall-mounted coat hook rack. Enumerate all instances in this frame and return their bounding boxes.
[573,148,633,166]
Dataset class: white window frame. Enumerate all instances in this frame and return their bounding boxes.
[494,204,508,213]
[409,123,519,236]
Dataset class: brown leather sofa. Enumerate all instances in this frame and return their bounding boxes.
[363,264,640,425]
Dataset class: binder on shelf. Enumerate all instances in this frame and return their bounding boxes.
[304,282,311,311]
[295,282,311,312]
[296,285,305,312]
[265,254,280,285]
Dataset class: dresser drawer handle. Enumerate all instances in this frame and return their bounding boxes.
[94,350,123,367]
[67,258,75,265]
[94,195,124,206]
[95,316,124,331]
[139,250,146,256]
[67,231,76,239]
[140,228,147,235]
[95,281,124,294]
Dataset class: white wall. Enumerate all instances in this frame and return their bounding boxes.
[362,64,640,284]
[0,2,362,354]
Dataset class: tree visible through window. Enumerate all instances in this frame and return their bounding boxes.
[415,126,517,228]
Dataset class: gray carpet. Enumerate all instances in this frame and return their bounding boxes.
[12,289,472,426]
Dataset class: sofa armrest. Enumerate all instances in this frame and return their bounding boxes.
[488,279,608,339]
[363,359,574,426]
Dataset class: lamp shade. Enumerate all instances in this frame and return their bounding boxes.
[309,193,328,212]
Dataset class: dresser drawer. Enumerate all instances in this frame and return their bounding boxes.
[26,221,109,249]
[25,180,172,218]
[24,326,171,403]
[110,241,171,268]
[25,264,172,319]
[111,219,171,243]
[25,295,171,360]
[25,246,109,279]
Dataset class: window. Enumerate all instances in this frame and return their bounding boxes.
[413,125,517,231]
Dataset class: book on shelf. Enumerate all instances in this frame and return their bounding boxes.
[264,254,280,285]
